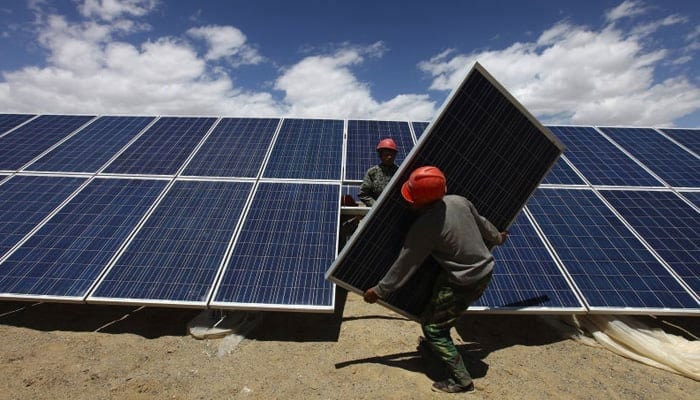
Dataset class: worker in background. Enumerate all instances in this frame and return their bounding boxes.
[358,138,399,206]
[363,166,508,394]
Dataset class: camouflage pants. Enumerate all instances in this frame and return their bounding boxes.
[419,272,492,386]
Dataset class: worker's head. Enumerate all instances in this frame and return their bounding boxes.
[401,166,446,208]
[376,138,398,166]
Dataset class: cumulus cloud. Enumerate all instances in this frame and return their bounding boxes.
[418,2,700,126]
[187,25,264,66]
[78,0,158,21]
[274,44,436,120]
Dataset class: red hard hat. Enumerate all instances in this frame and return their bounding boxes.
[401,166,446,206]
[376,138,397,152]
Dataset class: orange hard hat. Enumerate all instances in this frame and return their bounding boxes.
[401,166,446,206]
[376,138,397,152]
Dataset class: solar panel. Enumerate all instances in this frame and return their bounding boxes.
[26,116,154,173]
[411,121,429,139]
[599,189,699,298]
[345,120,414,181]
[0,175,86,258]
[182,118,280,178]
[681,191,700,208]
[89,180,252,305]
[547,126,663,186]
[327,63,565,319]
[104,117,216,175]
[0,178,166,300]
[659,128,700,155]
[540,156,586,185]
[527,187,698,312]
[262,119,343,180]
[0,114,34,135]
[212,182,338,310]
[473,210,585,311]
[599,127,700,188]
[0,115,95,171]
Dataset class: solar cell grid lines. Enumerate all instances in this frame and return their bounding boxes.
[0,114,95,171]
[0,114,34,135]
[599,189,700,298]
[599,127,700,188]
[262,118,343,180]
[26,116,155,173]
[0,175,86,258]
[89,180,253,305]
[547,126,662,187]
[527,188,698,311]
[658,128,700,156]
[540,156,586,185]
[473,211,584,311]
[411,121,429,139]
[682,191,700,208]
[345,120,415,181]
[183,118,280,178]
[104,116,216,176]
[0,178,166,299]
[212,182,338,310]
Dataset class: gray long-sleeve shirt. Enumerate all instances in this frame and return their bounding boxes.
[374,195,501,298]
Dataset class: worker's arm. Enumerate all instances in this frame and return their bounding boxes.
[468,201,506,247]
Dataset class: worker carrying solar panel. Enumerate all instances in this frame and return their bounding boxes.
[363,166,509,394]
[358,137,399,206]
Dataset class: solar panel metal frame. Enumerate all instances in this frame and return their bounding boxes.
[326,62,566,320]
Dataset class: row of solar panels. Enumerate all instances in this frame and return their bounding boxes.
[0,110,698,315]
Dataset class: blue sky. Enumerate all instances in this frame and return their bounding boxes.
[0,0,699,127]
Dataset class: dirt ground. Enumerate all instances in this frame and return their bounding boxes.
[0,289,698,400]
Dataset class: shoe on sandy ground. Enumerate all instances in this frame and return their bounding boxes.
[431,379,475,393]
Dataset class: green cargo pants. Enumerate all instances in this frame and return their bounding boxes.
[419,271,492,386]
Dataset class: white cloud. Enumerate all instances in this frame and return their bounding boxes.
[79,0,158,21]
[274,44,436,120]
[418,4,700,126]
[187,25,263,66]
[605,0,647,23]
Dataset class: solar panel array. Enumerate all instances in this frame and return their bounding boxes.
[1,62,698,315]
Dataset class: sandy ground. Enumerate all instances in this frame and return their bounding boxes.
[0,289,698,400]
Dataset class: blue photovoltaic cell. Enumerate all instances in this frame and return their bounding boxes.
[345,120,415,181]
[412,121,429,139]
[600,190,699,297]
[681,192,700,208]
[104,117,216,175]
[599,127,700,187]
[659,128,699,155]
[0,115,94,171]
[90,180,252,303]
[527,188,697,310]
[0,114,34,135]
[263,119,343,180]
[474,211,583,310]
[213,182,338,308]
[0,178,165,298]
[183,118,279,177]
[26,116,154,173]
[0,175,86,258]
[540,156,586,185]
[547,126,662,186]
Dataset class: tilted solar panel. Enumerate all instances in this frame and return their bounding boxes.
[599,127,700,188]
[0,175,86,258]
[327,63,565,319]
[212,182,338,311]
[540,156,586,185]
[0,115,95,171]
[262,119,343,180]
[26,116,154,173]
[345,120,414,181]
[411,121,429,139]
[527,188,698,313]
[104,117,216,175]
[0,114,34,136]
[658,128,700,155]
[547,126,663,187]
[0,178,166,300]
[682,191,700,208]
[89,180,253,306]
[472,211,585,311]
[183,118,280,178]
[599,189,699,299]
